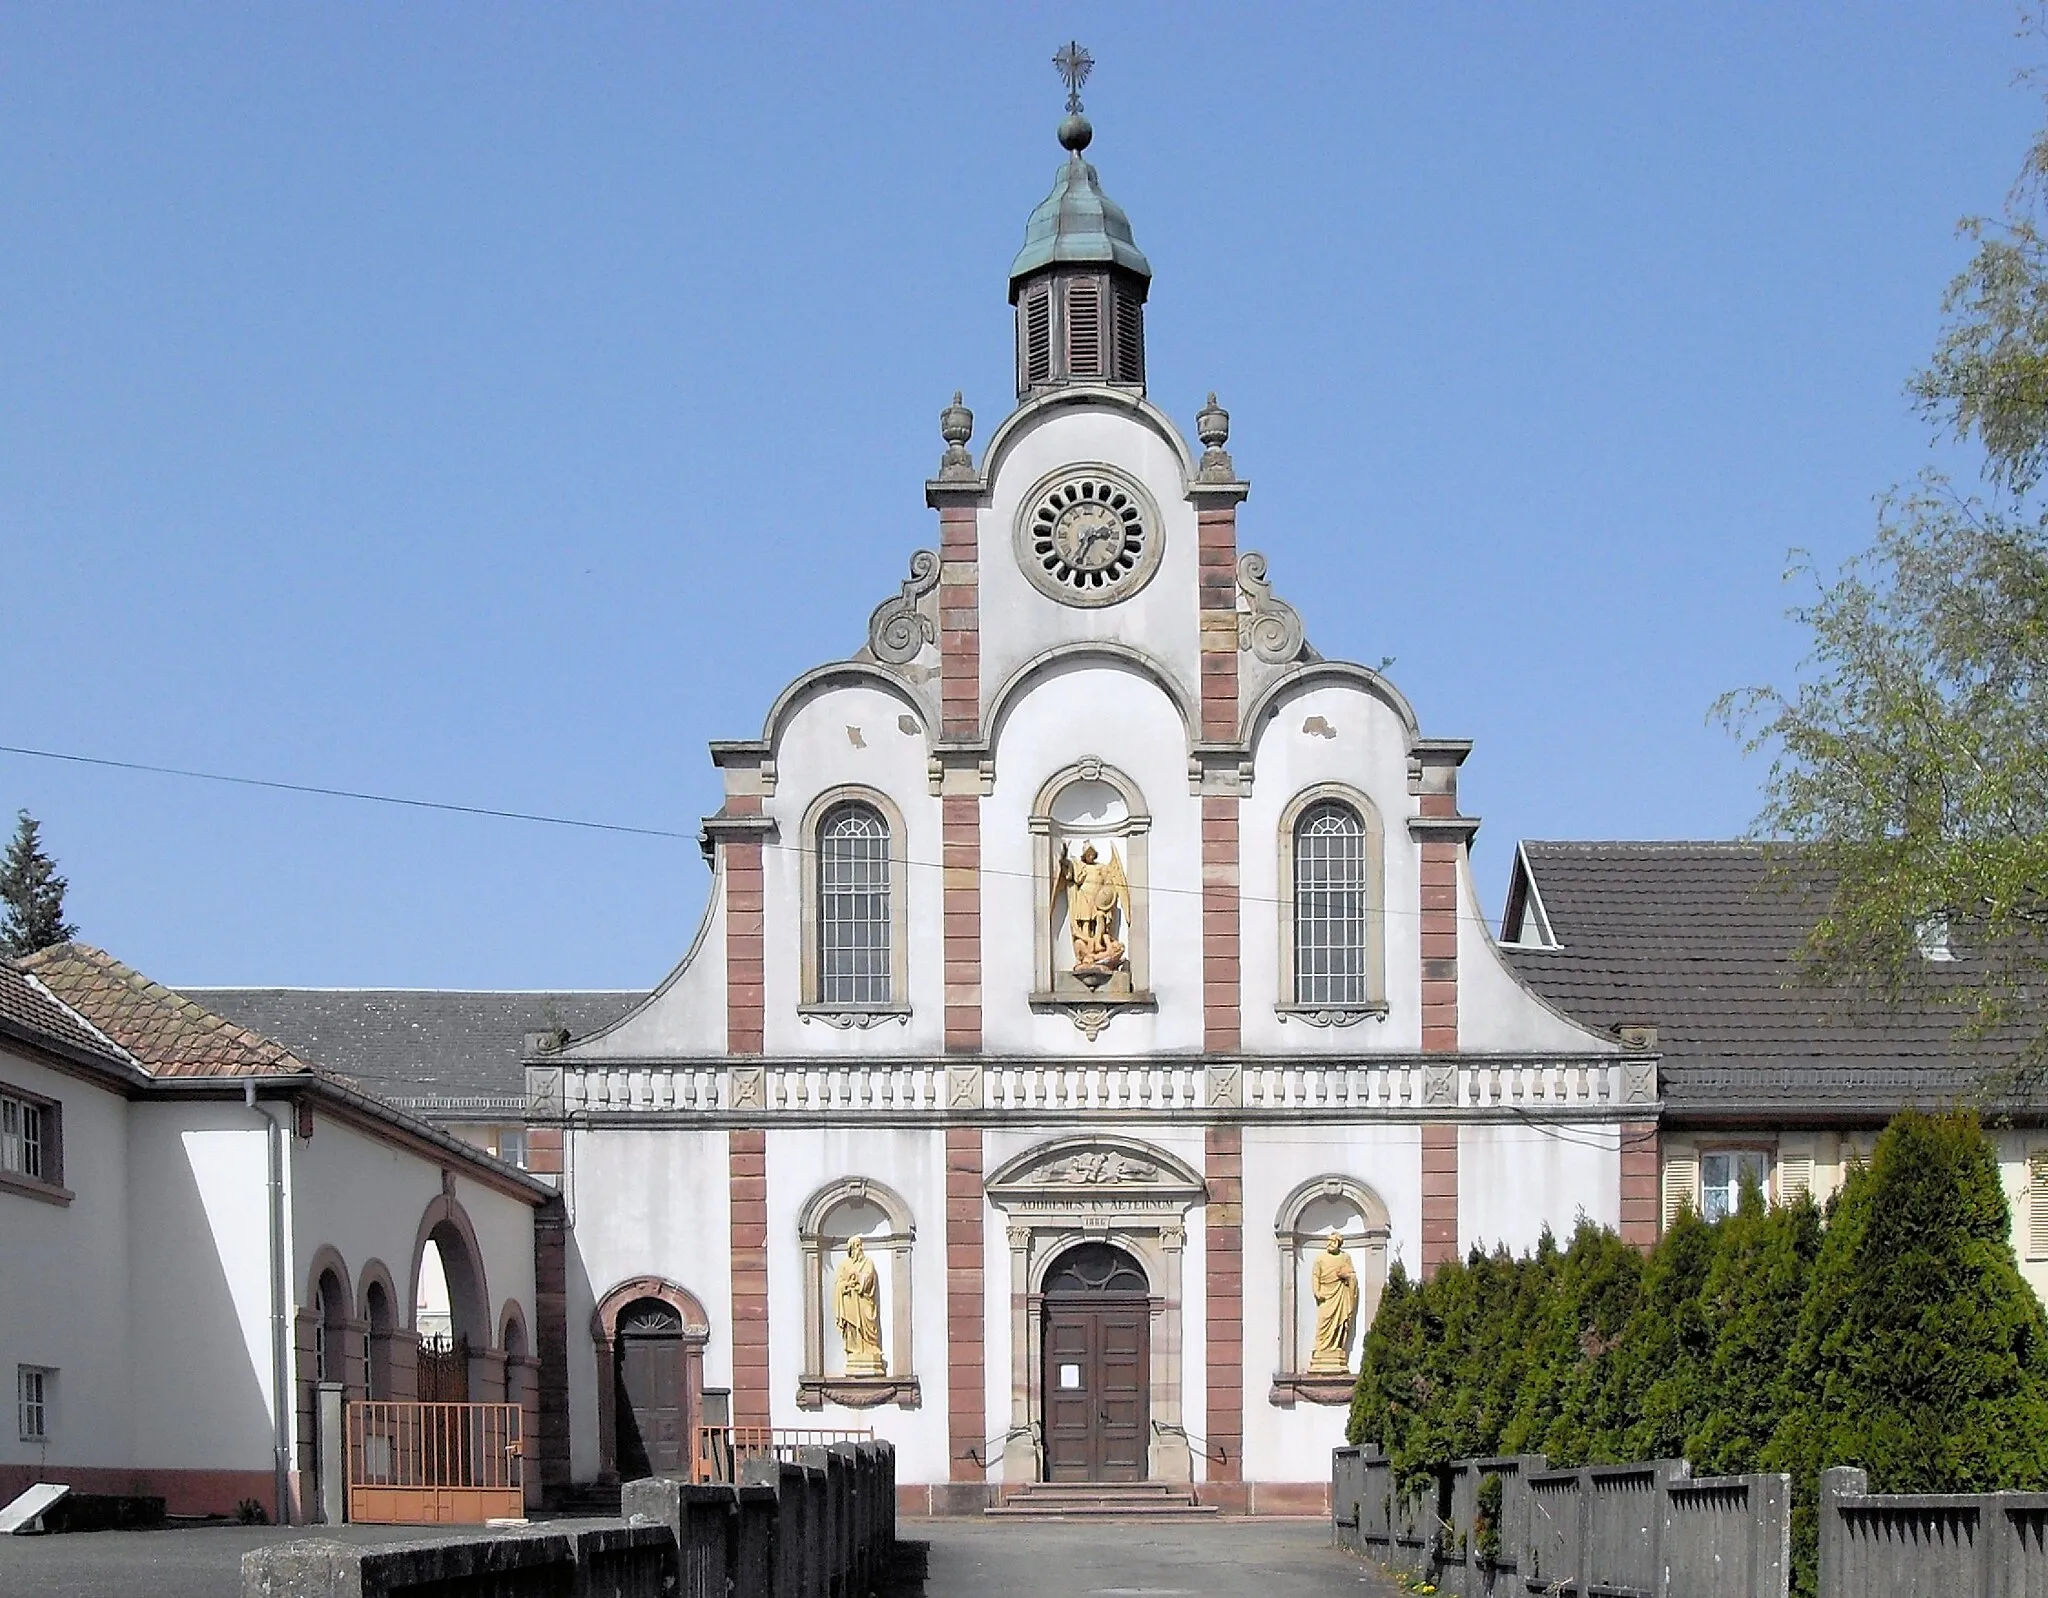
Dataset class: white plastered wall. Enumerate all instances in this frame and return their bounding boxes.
[125,1104,276,1472]
[1241,683,1422,1053]
[762,1126,949,1481]
[1459,1122,1621,1254]
[1240,1123,1422,1484]
[0,1048,135,1472]
[291,1112,537,1347]
[760,684,945,1056]
[974,405,1203,715]
[562,1125,732,1480]
[981,664,1203,1054]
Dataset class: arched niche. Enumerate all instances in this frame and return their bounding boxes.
[590,1277,711,1484]
[1029,758,1153,1006]
[797,1177,919,1409]
[1270,1174,1391,1407]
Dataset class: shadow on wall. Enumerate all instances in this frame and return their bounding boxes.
[132,1126,279,1514]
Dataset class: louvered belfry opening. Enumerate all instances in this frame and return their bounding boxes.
[1023,291,1053,386]
[1012,267,1148,397]
[1066,278,1102,376]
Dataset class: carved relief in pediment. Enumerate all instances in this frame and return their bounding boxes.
[984,1135,1205,1214]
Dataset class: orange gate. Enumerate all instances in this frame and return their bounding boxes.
[348,1401,525,1523]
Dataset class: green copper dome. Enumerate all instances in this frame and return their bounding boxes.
[1008,136,1152,299]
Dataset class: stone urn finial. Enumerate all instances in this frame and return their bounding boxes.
[1196,392,1236,480]
[939,390,975,479]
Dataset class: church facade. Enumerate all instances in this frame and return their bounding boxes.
[515,97,1657,1512]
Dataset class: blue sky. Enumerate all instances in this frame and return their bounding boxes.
[1,5,2037,989]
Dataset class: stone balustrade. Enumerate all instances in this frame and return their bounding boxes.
[532,1054,1654,1121]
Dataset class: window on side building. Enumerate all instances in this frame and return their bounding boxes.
[18,1366,52,1441]
[1700,1149,1772,1222]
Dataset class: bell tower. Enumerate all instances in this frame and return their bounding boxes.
[1008,43,1153,400]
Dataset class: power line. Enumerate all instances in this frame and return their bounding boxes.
[0,742,697,842]
[1,739,1521,926]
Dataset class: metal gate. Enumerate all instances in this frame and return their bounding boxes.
[347,1401,525,1523]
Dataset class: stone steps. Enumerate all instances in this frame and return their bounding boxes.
[985,1481,1219,1519]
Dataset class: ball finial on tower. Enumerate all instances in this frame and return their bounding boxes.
[1053,41,1095,152]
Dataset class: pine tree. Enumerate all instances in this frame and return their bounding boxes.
[1768,1111,2048,1595]
[1603,1201,1722,1462]
[1503,1219,1644,1464]
[1688,1187,1821,1477]
[0,811,77,956]
[1349,1258,1423,1456]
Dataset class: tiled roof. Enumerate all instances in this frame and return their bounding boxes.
[1501,842,2028,1113]
[0,960,137,1072]
[184,988,643,1107]
[20,943,315,1077]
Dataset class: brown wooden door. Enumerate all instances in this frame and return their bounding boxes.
[1041,1244,1150,1482]
[617,1332,686,1478]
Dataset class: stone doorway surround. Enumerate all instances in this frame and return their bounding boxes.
[984,1134,1206,1485]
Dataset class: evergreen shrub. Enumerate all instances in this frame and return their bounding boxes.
[1343,1112,2048,1597]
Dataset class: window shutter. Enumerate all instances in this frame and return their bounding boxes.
[1114,288,1144,383]
[1025,293,1052,384]
[1662,1152,1698,1230]
[2030,1151,2048,1260]
[1778,1151,1813,1205]
[1067,280,1102,376]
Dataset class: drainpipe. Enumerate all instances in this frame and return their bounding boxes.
[246,1080,293,1526]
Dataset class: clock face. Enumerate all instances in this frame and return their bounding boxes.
[1018,470,1161,606]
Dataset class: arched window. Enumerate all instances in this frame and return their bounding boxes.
[819,803,889,1004]
[1277,786,1387,1022]
[1294,803,1366,1004]
[800,789,909,1019]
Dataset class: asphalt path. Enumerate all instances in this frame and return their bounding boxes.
[0,1513,1402,1598]
[910,1516,1403,1598]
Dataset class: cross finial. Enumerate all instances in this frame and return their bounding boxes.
[1054,40,1093,115]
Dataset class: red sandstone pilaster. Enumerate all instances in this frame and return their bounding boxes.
[1204,1125,1244,1482]
[1619,1123,1660,1249]
[945,1127,986,1485]
[728,1129,770,1428]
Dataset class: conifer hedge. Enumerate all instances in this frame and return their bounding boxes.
[1345,1111,2048,1596]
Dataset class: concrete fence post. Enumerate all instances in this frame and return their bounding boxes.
[316,1383,346,1526]
[1816,1466,1868,1598]
[735,1482,779,1598]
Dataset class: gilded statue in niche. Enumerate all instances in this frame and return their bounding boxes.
[1053,840,1130,984]
[833,1237,885,1377]
[1308,1232,1360,1374]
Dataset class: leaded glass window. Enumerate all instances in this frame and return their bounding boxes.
[1294,802,1367,1005]
[818,803,891,1005]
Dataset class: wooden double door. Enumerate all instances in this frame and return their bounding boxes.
[1041,1244,1151,1482]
